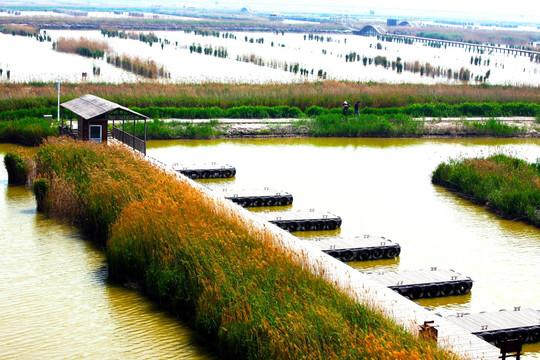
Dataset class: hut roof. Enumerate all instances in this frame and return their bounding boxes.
[60,94,147,120]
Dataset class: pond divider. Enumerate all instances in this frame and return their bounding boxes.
[146,155,501,360]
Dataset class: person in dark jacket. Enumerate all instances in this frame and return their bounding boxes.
[342,101,351,116]
[354,101,360,116]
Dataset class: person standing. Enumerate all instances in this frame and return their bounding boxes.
[354,101,360,116]
[342,101,351,116]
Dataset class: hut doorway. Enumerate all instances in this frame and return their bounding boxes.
[89,124,103,143]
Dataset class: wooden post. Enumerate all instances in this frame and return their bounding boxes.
[144,117,147,155]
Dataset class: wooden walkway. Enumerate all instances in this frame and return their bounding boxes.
[446,308,540,346]
[366,268,474,299]
[256,210,342,231]
[172,162,236,179]
[219,188,293,207]
[305,235,400,262]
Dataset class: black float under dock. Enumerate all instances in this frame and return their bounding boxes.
[446,307,540,346]
[366,268,474,299]
[257,210,342,231]
[306,235,401,262]
[220,188,293,207]
[172,162,236,179]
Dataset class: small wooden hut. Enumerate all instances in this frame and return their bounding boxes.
[60,94,148,154]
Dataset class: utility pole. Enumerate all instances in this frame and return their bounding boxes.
[56,77,61,125]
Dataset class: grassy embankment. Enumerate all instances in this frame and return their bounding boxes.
[432,154,540,227]
[10,138,458,360]
[0,82,538,142]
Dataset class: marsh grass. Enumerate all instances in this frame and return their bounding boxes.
[3,151,29,184]
[0,24,39,36]
[463,118,525,136]
[0,117,58,145]
[30,138,457,360]
[120,119,223,139]
[55,37,109,58]
[432,154,540,226]
[1,82,538,113]
[305,114,425,137]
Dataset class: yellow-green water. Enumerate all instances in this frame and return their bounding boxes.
[148,137,540,359]
[0,144,216,360]
[2,137,540,359]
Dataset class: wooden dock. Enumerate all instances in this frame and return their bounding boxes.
[306,235,400,262]
[446,307,540,346]
[366,268,474,299]
[257,210,342,231]
[219,188,293,207]
[172,162,236,179]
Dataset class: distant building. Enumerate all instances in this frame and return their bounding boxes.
[387,19,398,26]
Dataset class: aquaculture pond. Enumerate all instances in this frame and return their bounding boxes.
[0,144,216,360]
[148,137,540,359]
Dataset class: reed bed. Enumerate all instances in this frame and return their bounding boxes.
[1,82,538,112]
[106,53,169,79]
[304,114,425,137]
[55,37,109,59]
[432,154,540,226]
[0,24,39,36]
[0,117,58,145]
[29,138,457,360]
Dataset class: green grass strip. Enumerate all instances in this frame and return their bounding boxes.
[432,154,540,226]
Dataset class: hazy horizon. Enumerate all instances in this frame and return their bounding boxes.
[2,0,540,24]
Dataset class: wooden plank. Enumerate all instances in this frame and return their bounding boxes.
[306,235,396,251]
[171,162,235,172]
[368,268,471,287]
[447,308,540,334]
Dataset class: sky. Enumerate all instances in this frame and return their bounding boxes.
[7,0,540,23]
[132,0,540,24]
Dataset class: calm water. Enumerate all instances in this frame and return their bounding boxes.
[1,29,538,85]
[2,138,540,358]
[0,144,216,360]
[148,137,540,358]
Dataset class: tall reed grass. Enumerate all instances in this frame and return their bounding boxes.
[30,138,457,360]
[0,117,58,145]
[4,151,29,185]
[0,24,39,36]
[1,82,538,112]
[432,154,540,226]
[55,37,109,59]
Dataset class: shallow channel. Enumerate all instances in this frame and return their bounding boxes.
[148,137,540,359]
[0,144,216,360]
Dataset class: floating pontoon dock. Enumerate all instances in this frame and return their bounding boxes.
[446,307,540,346]
[220,188,293,207]
[306,235,400,262]
[172,162,236,179]
[257,210,342,231]
[366,268,473,299]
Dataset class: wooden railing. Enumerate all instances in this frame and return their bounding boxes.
[58,125,77,139]
[112,126,146,155]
